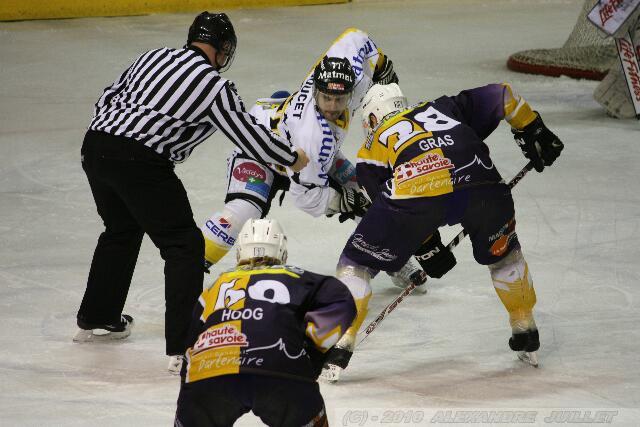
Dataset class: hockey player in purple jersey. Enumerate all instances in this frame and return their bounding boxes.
[322,82,563,380]
[174,218,355,426]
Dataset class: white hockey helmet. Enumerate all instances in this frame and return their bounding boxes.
[236,218,288,265]
[361,83,407,138]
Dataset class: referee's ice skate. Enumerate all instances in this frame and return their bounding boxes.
[73,315,134,342]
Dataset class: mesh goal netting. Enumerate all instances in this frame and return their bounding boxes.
[507,0,618,80]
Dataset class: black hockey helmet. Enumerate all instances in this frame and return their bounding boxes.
[313,56,355,95]
[187,12,237,72]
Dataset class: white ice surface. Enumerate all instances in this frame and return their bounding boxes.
[1,0,639,425]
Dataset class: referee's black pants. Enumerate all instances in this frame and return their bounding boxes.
[78,130,204,355]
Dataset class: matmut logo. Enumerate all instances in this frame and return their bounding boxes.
[394,152,454,184]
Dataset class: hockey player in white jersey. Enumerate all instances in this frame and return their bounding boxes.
[200,28,427,292]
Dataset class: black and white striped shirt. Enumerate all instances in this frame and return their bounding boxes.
[89,46,296,165]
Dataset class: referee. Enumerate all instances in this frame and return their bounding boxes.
[73,12,309,373]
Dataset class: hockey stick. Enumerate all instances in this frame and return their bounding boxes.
[357,161,534,345]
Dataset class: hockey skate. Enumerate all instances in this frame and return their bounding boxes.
[168,355,185,375]
[319,344,353,383]
[73,314,134,342]
[509,328,540,368]
[388,258,428,294]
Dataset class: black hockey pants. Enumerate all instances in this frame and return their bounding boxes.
[175,374,327,427]
[78,130,204,355]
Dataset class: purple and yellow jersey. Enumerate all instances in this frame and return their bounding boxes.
[356,83,537,200]
[183,265,356,384]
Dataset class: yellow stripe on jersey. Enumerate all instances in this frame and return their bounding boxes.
[308,27,382,80]
[224,267,301,280]
[334,109,350,130]
[187,275,252,382]
[186,320,244,382]
[200,267,300,320]
[306,28,361,78]
[375,49,387,71]
[357,105,433,169]
[502,83,537,130]
[357,145,388,170]
[333,27,361,43]
[305,322,343,352]
[254,94,292,136]
[271,95,293,134]
[392,148,454,198]
[357,113,410,168]
[200,275,250,322]
[358,102,460,199]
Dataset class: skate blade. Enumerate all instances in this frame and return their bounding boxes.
[72,328,131,342]
[319,364,342,383]
[517,351,539,368]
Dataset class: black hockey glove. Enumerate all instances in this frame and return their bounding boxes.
[337,212,356,223]
[337,187,371,217]
[327,187,372,223]
[512,112,564,173]
[414,230,456,279]
[373,56,399,85]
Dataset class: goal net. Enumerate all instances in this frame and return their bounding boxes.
[507,0,618,80]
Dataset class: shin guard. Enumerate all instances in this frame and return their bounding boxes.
[335,263,373,351]
[489,248,537,333]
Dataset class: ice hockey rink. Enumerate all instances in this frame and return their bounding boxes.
[1,0,639,425]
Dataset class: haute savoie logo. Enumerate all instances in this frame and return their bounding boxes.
[193,324,248,355]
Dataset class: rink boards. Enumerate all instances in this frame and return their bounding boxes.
[0,0,348,21]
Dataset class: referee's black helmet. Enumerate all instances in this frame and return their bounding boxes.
[188,12,237,72]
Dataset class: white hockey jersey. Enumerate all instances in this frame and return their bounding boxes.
[249,28,385,217]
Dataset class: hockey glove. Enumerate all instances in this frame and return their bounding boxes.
[415,230,456,279]
[340,186,371,217]
[328,186,371,219]
[373,56,399,85]
[512,112,564,173]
